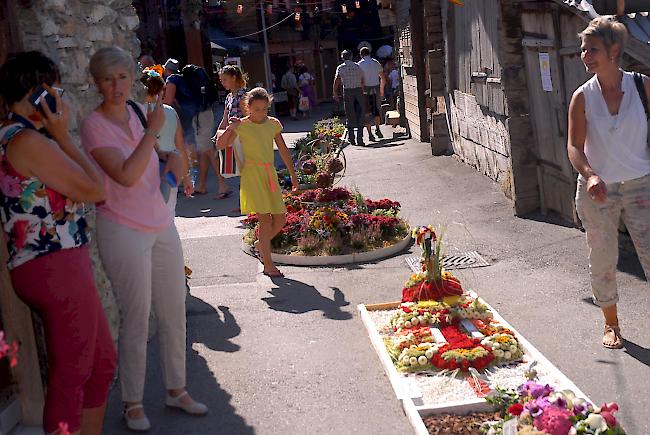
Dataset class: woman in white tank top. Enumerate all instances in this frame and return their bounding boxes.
[568,17,650,349]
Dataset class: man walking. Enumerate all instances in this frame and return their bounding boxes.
[281,64,300,120]
[333,50,366,146]
[357,47,386,141]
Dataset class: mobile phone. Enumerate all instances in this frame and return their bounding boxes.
[29,86,64,114]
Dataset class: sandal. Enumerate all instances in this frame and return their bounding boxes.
[192,190,208,196]
[603,325,624,349]
[251,241,264,263]
[214,190,232,200]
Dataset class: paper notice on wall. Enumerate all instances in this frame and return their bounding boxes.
[539,52,553,92]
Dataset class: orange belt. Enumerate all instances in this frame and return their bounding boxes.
[250,162,277,192]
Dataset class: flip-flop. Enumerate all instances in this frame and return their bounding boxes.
[214,191,232,200]
[193,190,208,196]
[603,325,624,349]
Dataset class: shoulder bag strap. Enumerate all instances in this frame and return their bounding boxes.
[633,72,649,119]
[126,100,148,128]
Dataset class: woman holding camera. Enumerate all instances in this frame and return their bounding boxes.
[0,51,115,435]
[80,46,207,432]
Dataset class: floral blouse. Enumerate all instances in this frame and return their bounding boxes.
[0,123,88,270]
[225,88,247,119]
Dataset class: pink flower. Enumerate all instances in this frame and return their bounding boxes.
[533,407,573,435]
[0,175,21,197]
[58,422,71,435]
[0,331,18,368]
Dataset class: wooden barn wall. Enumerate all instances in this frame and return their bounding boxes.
[423,0,450,154]
[397,0,428,142]
[447,0,512,191]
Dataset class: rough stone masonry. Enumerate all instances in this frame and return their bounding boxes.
[12,0,144,339]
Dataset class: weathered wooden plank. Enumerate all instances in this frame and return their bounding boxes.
[0,243,44,424]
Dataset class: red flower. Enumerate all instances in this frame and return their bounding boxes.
[508,403,524,416]
[11,220,30,250]
[46,188,66,214]
[58,422,71,435]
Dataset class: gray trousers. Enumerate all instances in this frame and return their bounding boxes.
[96,216,187,402]
[575,174,650,307]
[343,87,365,137]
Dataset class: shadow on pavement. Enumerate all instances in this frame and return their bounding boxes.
[261,278,352,320]
[360,140,405,149]
[175,181,243,219]
[518,211,578,229]
[181,296,255,435]
[623,339,650,367]
[105,297,253,435]
[186,295,241,353]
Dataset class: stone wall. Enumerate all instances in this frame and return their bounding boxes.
[15,0,140,132]
[12,0,145,340]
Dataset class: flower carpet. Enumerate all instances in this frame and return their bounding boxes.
[359,227,626,434]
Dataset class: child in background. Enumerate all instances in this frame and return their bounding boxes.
[217,87,298,277]
[141,67,193,211]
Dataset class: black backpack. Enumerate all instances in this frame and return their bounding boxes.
[181,64,218,112]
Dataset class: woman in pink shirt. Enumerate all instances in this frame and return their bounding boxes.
[81,46,207,432]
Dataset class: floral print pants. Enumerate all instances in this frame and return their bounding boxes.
[575,174,650,307]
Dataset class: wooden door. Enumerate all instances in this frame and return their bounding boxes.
[521,8,581,223]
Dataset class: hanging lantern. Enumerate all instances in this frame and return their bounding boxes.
[341,4,347,13]
[355,0,361,8]
[295,11,301,21]
[236,4,243,13]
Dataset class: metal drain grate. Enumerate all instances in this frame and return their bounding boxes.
[405,251,490,272]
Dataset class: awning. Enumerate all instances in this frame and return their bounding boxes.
[211,41,228,56]
[208,25,264,56]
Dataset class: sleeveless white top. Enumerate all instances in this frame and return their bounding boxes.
[581,70,650,183]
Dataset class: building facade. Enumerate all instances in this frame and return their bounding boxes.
[398,0,650,224]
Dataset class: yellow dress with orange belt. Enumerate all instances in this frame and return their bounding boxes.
[236,118,286,214]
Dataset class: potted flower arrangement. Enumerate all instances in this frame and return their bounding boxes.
[484,380,626,434]
[401,226,464,303]
[278,117,348,190]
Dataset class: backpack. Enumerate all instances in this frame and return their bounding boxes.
[180,64,218,112]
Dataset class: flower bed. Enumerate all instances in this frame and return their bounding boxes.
[242,186,409,257]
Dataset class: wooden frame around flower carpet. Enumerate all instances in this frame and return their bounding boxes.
[358,291,590,435]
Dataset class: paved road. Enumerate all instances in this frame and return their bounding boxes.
[103,106,650,435]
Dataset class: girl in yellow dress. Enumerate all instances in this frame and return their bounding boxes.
[218,87,298,277]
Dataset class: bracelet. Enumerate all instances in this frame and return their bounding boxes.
[144,128,160,139]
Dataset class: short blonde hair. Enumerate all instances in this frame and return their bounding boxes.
[579,16,628,63]
[89,46,136,81]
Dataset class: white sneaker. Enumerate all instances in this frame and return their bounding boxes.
[124,403,151,432]
[165,391,208,416]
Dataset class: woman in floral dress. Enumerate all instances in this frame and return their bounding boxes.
[0,51,114,435]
